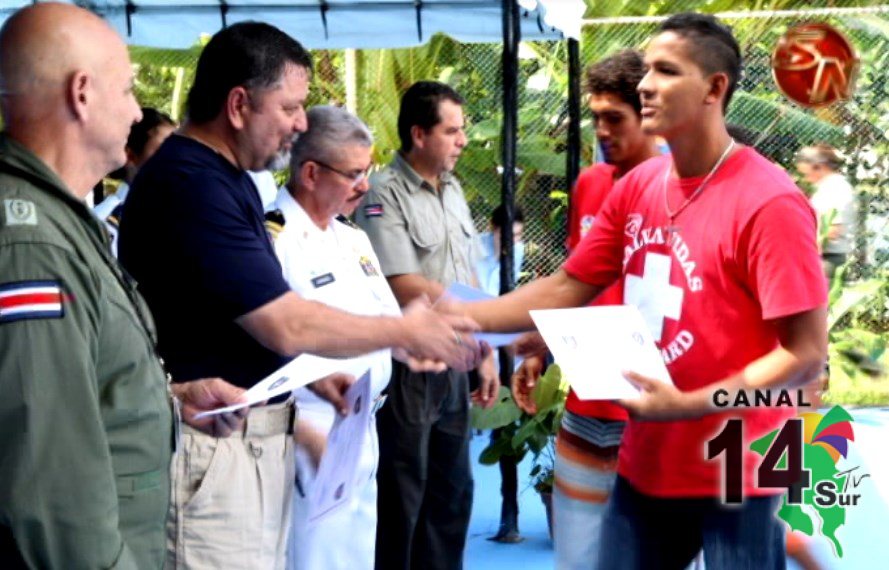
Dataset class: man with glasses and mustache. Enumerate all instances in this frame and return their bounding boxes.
[119,26,482,570]
[265,105,397,570]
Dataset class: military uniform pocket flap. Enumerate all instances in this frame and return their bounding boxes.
[407,217,444,249]
[116,469,162,497]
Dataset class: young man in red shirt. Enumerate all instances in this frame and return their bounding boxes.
[567,50,661,252]
[524,49,659,568]
[470,13,827,568]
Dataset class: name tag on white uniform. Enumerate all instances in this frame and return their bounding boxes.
[311,272,336,288]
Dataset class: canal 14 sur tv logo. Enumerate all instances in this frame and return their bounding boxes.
[707,403,869,557]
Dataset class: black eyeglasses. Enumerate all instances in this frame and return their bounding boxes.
[305,159,372,189]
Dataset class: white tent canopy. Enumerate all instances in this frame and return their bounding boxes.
[0,0,583,49]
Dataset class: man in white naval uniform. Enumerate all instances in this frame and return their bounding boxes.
[268,106,398,570]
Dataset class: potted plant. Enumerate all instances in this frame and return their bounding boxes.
[471,363,568,539]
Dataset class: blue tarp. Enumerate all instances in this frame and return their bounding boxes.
[0,1,573,48]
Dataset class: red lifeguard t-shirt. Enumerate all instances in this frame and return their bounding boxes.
[565,163,628,421]
[568,163,617,251]
[563,147,827,498]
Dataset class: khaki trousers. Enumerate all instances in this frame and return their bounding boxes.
[166,402,296,569]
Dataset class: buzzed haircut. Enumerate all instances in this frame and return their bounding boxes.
[186,22,313,124]
[657,12,742,112]
[398,81,465,153]
[584,49,646,115]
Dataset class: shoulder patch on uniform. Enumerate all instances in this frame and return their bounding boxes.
[3,199,38,226]
[363,203,384,217]
[264,209,286,241]
[335,214,359,229]
[0,280,65,324]
[106,203,124,229]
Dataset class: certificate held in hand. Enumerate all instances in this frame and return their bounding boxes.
[529,305,673,400]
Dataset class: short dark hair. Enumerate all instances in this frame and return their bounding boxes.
[128,107,175,156]
[726,123,756,147]
[490,204,524,229]
[186,22,313,124]
[108,107,176,180]
[657,13,742,112]
[584,49,646,115]
[398,81,465,152]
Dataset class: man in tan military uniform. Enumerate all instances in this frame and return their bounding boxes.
[0,5,246,567]
[356,81,498,570]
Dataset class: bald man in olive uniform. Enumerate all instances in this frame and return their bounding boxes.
[0,4,247,568]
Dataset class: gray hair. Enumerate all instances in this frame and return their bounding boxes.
[290,105,373,169]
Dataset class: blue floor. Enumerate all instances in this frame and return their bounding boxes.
[464,408,889,570]
[464,433,553,569]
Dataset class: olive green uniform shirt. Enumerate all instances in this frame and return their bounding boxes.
[355,153,478,287]
[0,134,172,569]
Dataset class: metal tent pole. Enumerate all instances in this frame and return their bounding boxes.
[566,37,581,212]
[492,8,522,543]
[499,0,519,300]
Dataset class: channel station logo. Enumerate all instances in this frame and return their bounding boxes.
[709,406,868,557]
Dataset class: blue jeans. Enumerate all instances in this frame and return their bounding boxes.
[597,476,785,570]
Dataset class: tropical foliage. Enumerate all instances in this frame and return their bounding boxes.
[470,364,568,493]
[824,266,889,406]
[125,0,887,405]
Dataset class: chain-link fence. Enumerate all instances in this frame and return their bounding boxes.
[577,7,889,405]
[124,4,887,402]
[128,9,884,280]
[129,35,575,282]
[129,7,888,284]
[582,7,889,278]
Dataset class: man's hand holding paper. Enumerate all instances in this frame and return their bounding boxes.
[617,371,696,421]
[308,371,373,523]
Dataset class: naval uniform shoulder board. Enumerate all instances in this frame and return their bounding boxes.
[265,209,286,241]
[335,214,360,230]
[374,167,397,185]
[106,203,125,230]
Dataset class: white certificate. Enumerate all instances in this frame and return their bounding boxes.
[307,370,372,523]
[193,353,374,418]
[529,305,672,400]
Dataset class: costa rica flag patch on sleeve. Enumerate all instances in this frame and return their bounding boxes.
[363,203,384,217]
[0,280,65,324]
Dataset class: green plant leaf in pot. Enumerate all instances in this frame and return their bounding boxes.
[470,386,522,431]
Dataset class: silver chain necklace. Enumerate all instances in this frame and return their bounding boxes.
[663,138,736,234]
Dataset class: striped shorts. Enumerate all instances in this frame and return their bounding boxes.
[553,411,626,570]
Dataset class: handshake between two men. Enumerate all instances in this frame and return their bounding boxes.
[310,294,500,417]
[179,292,496,437]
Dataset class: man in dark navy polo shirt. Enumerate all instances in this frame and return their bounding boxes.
[119,22,481,569]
